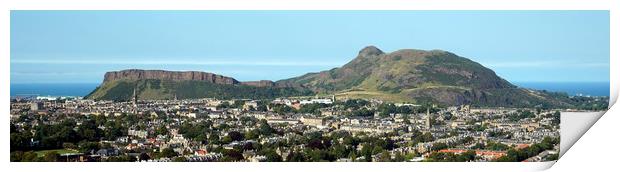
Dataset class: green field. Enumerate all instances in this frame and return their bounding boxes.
[34,149,79,157]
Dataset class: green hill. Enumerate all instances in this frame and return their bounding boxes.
[276,46,575,108]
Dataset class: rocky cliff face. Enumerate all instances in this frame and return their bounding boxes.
[103,69,240,85]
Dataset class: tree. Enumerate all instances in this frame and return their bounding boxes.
[156,125,168,136]
[242,142,258,151]
[159,148,178,158]
[208,133,220,145]
[78,141,100,153]
[139,152,150,161]
[245,129,260,140]
[394,152,405,162]
[431,142,448,151]
[330,144,349,159]
[106,155,137,162]
[10,151,24,162]
[402,114,411,124]
[272,104,295,114]
[258,120,276,136]
[77,119,102,141]
[11,151,39,162]
[458,150,476,162]
[43,151,60,162]
[228,131,244,141]
[360,144,373,162]
[221,149,244,162]
[10,132,32,151]
[63,142,77,149]
[286,151,306,162]
[261,149,283,162]
[221,136,233,144]
[256,104,268,112]
[377,151,392,162]
[172,157,187,162]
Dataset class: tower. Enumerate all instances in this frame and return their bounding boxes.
[426,107,432,130]
[132,84,138,114]
[132,86,138,107]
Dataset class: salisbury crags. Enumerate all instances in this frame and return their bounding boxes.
[87,70,310,101]
[103,69,240,85]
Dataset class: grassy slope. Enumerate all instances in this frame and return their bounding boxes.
[86,79,313,101]
[34,149,79,157]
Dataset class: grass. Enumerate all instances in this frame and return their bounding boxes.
[335,90,412,103]
[34,149,79,157]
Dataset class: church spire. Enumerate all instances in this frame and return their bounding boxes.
[426,107,432,130]
[132,84,138,114]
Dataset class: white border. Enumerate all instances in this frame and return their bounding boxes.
[2,0,618,172]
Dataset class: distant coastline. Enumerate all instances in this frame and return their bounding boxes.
[10,81,610,98]
[514,81,609,97]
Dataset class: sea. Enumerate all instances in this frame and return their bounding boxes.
[10,83,100,98]
[514,82,610,97]
[9,82,610,98]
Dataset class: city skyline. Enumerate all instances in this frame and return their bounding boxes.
[10,10,609,163]
[11,10,610,83]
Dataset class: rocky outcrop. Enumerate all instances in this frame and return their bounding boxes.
[275,45,575,107]
[103,69,240,85]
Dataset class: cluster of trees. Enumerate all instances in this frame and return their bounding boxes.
[507,110,536,122]
[10,151,60,162]
[409,130,435,145]
[545,111,561,126]
[215,100,245,109]
[376,103,439,117]
[297,103,330,114]
[269,103,330,115]
[177,120,214,143]
[287,131,396,162]
[270,104,296,114]
[470,123,488,132]
[218,98,443,119]
[10,113,146,162]
[178,118,278,147]
[10,117,117,152]
[203,129,406,162]
[569,96,609,111]
[336,99,375,118]
[10,141,113,162]
[496,137,559,162]
[424,150,477,162]
[487,130,511,138]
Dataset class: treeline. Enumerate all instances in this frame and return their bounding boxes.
[10,115,135,156]
[177,116,414,162]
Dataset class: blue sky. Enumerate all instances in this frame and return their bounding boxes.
[11,11,610,83]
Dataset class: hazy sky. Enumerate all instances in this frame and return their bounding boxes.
[11,11,609,83]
